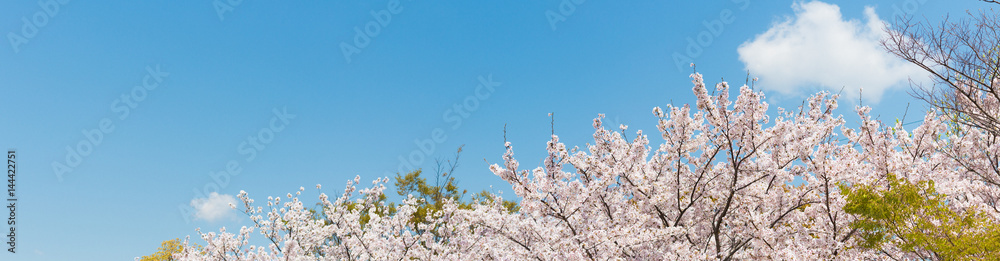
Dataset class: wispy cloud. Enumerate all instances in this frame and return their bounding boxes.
[737,1,926,103]
[190,192,237,222]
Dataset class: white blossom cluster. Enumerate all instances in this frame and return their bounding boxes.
[177,73,1000,260]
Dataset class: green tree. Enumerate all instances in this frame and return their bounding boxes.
[138,238,202,261]
[391,145,518,226]
[305,146,517,227]
[841,174,1000,260]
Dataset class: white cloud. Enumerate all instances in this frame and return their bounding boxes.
[737,1,926,103]
[190,192,237,222]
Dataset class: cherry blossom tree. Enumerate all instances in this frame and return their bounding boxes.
[883,6,1000,138]
[175,72,999,260]
[462,73,863,260]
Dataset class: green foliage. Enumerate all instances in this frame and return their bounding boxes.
[393,169,519,225]
[841,174,1000,260]
[392,146,518,225]
[306,146,518,229]
[139,238,202,261]
[471,190,519,214]
[394,168,463,225]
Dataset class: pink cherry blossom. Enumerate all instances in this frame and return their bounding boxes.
[177,73,1000,260]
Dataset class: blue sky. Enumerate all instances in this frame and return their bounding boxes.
[0,0,988,260]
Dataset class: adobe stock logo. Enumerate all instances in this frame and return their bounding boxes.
[213,0,246,21]
[671,0,750,72]
[545,0,587,31]
[386,75,501,177]
[7,0,70,54]
[890,0,927,20]
[179,107,295,224]
[340,0,413,63]
[51,65,169,181]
